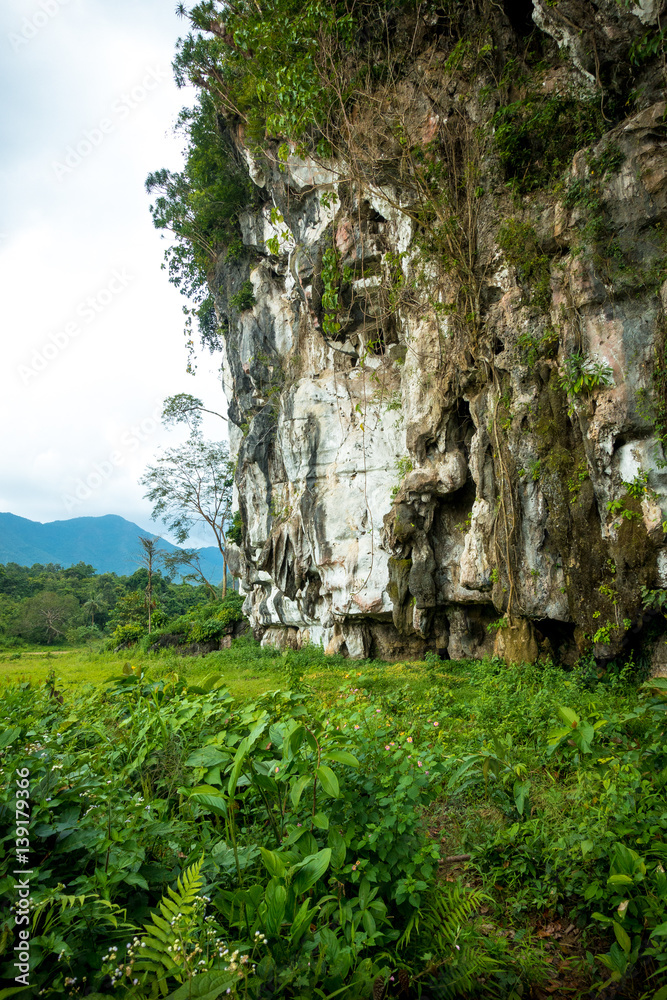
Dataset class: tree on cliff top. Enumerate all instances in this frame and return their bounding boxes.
[140,436,235,597]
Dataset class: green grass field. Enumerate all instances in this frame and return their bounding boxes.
[0,641,460,705]
[2,637,665,997]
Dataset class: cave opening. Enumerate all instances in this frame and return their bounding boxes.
[533,618,576,661]
[502,0,534,36]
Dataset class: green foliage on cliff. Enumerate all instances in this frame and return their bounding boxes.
[146,94,251,296]
[492,96,607,194]
[497,219,552,313]
[172,0,429,148]
[146,90,253,358]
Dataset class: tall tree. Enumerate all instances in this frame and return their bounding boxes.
[82,593,107,626]
[138,536,160,634]
[160,547,220,601]
[140,436,235,597]
[16,591,79,644]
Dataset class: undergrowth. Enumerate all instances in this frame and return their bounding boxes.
[1,642,666,997]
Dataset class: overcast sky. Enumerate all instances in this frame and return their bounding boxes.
[0,0,226,545]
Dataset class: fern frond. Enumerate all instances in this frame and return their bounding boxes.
[133,855,205,993]
[399,883,498,999]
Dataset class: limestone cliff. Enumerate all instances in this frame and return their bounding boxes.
[191,0,667,662]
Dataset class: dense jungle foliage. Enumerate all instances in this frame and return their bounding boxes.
[0,562,241,652]
[1,643,667,997]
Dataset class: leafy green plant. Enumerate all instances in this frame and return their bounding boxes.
[320,248,352,338]
[4,637,667,996]
[558,352,614,411]
[517,327,558,365]
[607,496,641,522]
[493,96,606,193]
[547,705,607,756]
[390,457,414,499]
[447,736,532,817]
[145,92,252,357]
[229,280,256,313]
[629,24,667,66]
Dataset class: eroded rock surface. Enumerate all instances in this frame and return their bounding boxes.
[209,1,667,661]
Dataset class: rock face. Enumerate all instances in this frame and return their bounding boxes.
[210,0,667,661]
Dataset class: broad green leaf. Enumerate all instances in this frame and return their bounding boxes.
[613,920,631,954]
[607,874,634,886]
[228,719,268,797]
[227,745,249,798]
[290,774,311,809]
[201,674,223,692]
[289,726,306,754]
[447,756,480,787]
[189,790,228,817]
[269,723,285,748]
[189,783,227,795]
[642,677,667,692]
[513,779,531,816]
[256,955,275,982]
[185,746,230,767]
[612,843,645,875]
[123,871,149,890]
[312,811,329,830]
[581,839,594,858]
[325,750,360,767]
[259,847,286,877]
[0,727,21,750]
[576,720,595,750]
[328,827,346,869]
[290,897,313,945]
[253,771,278,793]
[558,706,579,728]
[305,730,318,752]
[292,848,332,894]
[316,764,340,798]
[165,971,236,1000]
[650,922,667,938]
[265,880,286,937]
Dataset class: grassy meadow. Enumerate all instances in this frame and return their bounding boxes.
[1,638,666,999]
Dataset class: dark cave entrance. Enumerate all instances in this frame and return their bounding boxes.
[533,618,577,662]
[502,0,535,36]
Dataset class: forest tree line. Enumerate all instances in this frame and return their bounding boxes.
[0,559,238,648]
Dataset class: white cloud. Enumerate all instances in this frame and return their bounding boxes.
[0,0,228,542]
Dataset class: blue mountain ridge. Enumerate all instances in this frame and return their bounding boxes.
[0,512,225,582]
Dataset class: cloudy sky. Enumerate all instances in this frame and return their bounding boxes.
[0,0,226,544]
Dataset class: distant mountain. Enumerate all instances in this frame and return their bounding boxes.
[0,512,225,582]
